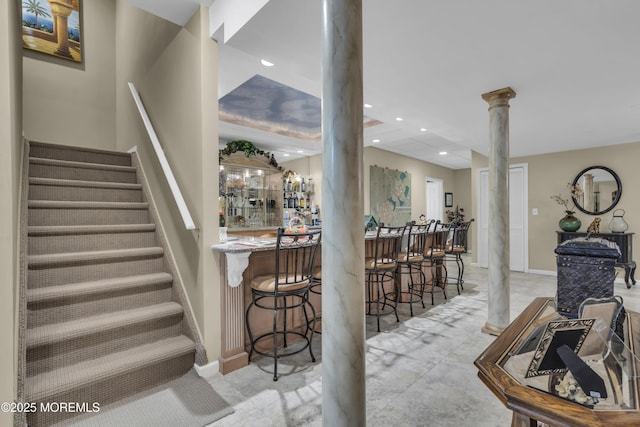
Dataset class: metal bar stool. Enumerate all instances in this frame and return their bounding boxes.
[305,266,322,334]
[424,220,448,304]
[445,219,474,294]
[245,228,321,381]
[365,224,405,332]
[396,222,429,316]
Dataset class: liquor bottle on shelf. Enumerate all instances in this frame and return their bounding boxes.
[288,193,295,208]
[283,194,288,209]
[294,194,299,209]
[307,177,314,193]
[300,195,306,209]
[286,178,292,191]
[306,194,311,208]
[300,178,306,193]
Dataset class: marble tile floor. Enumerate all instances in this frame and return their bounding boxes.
[202,258,640,427]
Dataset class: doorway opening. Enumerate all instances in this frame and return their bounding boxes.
[425,178,443,222]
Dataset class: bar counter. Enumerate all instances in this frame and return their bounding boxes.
[211,230,437,374]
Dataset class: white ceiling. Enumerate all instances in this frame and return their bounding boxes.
[137,0,640,169]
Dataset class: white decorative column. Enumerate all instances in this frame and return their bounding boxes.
[481,87,516,336]
[321,0,366,426]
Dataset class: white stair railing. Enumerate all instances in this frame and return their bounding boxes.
[128,82,197,231]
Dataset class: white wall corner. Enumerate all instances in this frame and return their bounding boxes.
[209,0,269,42]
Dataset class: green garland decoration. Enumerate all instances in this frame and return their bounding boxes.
[219,140,284,171]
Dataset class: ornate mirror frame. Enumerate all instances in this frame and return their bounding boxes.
[572,165,622,215]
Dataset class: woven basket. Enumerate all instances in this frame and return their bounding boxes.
[555,238,620,318]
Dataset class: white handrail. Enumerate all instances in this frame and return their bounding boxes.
[128,82,197,231]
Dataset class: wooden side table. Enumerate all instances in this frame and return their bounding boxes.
[475,297,640,426]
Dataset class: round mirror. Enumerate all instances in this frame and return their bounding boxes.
[572,166,622,215]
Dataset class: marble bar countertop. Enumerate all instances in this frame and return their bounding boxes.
[212,229,377,254]
[226,226,281,232]
[211,236,278,253]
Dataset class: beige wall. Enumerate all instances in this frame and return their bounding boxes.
[23,0,116,149]
[1,0,23,423]
[453,167,473,249]
[283,147,460,223]
[471,140,640,272]
[115,2,220,359]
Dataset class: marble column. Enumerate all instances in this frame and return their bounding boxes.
[481,87,516,336]
[321,1,366,426]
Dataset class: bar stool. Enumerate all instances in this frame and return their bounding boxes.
[424,220,448,304]
[245,228,321,381]
[396,222,429,316]
[306,266,322,334]
[365,224,405,332]
[445,219,474,294]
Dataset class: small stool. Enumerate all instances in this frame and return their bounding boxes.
[396,222,429,316]
[424,220,448,304]
[245,228,321,381]
[365,224,405,332]
[306,266,322,334]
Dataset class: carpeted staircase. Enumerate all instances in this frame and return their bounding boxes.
[22,141,204,426]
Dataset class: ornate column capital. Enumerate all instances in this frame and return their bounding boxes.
[481,87,516,110]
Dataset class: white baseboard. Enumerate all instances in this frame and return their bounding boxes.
[525,269,556,277]
[194,360,219,377]
[468,264,629,285]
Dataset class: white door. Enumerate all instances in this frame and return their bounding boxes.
[425,178,443,222]
[478,164,528,271]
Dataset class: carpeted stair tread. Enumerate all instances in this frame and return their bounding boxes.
[28,200,149,210]
[29,141,133,166]
[27,272,172,303]
[28,224,156,236]
[29,157,137,173]
[25,335,196,401]
[29,177,142,190]
[27,302,184,348]
[28,247,164,267]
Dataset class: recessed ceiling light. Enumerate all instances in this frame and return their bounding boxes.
[420,128,428,132]
[297,150,304,153]
[364,103,373,108]
[283,153,290,157]
[372,139,380,143]
[439,151,447,155]
[260,59,274,67]
[396,117,403,121]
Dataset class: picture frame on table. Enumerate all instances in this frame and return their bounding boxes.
[525,318,594,378]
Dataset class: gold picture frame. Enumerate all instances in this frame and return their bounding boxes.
[22,0,82,63]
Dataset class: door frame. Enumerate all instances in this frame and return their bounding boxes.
[425,177,444,222]
[476,163,529,272]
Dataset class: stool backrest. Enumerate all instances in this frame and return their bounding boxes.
[406,222,429,256]
[275,228,322,289]
[449,219,474,252]
[371,224,405,269]
[429,220,448,254]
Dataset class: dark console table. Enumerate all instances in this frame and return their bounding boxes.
[557,231,636,288]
